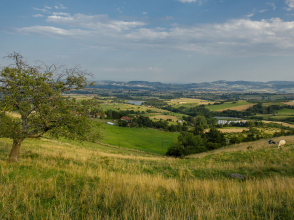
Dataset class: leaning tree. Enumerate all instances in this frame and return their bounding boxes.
[0,52,102,162]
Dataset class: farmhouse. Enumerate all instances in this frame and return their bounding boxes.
[121,116,131,122]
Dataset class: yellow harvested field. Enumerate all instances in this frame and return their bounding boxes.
[218,128,249,133]
[150,115,179,122]
[168,98,213,105]
[284,102,294,106]
[215,104,255,112]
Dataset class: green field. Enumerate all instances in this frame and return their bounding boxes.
[205,101,250,111]
[100,124,179,155]
[276,108,294,116]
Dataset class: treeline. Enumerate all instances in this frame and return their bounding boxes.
[166,120,294,157]
[166,127,226,157]
[103,109,145,119]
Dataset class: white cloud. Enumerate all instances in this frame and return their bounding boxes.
[176,0,197,2]
[267,3,276,10]
[246,14,254,18]
[44,5,52,10]
[32,7,47,13]
[33,14,44,17]
[259,9,268,13]
[16,13,294,56]
[286,0,294,11]
[16,26,91,38]
[142,12,148,15]
[54,3,67,9]
[46,13,145,32]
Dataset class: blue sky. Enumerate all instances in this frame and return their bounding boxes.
[1,0,294,83]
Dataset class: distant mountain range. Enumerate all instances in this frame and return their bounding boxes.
[92,80,294,93]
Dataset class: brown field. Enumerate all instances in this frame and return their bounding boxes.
[218,128,249,133]
[283,101,294,106]
[215,104,255,112]
[150,115,179,122]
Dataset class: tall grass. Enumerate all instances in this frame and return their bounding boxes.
[1,137,294,219]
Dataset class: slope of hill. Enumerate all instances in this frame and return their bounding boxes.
[1,137,294,219]
[93,80,294,93]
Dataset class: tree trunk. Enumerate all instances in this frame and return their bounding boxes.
[8,139,23,162]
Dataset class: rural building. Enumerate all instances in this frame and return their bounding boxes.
[121,116,131,122]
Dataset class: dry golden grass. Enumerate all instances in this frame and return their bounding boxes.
[215,104,255,112]
[218,128,249,133]
[150,115,179,122]
[168,98,213,105]
[1,136,294,219]
[283,101,294,106]
[187,135,294,159]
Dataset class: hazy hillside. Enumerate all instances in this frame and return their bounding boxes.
[92,80,294,93]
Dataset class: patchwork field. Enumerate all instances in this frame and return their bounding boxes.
[101,103,168,113]
[150,115,179,122]
[206,101,253,111]
[215,104,255,112]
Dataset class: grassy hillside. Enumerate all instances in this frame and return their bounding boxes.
[100,124,179,155]
[206,101,251,111]
[1,136,294,219]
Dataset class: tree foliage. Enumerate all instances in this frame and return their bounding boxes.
[0,52,101,162]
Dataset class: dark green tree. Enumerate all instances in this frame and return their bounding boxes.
[0,53,102,162]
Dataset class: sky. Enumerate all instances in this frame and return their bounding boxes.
[1,0,294,83]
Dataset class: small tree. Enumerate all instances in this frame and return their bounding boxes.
[0,53,102,162]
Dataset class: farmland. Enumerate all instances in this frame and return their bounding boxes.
[206,101,253,111]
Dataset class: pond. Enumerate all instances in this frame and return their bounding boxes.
[126,101,144,106]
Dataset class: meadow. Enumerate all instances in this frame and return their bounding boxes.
[99,124,179,155]
[205,101,252,111]
[1,136,294,219]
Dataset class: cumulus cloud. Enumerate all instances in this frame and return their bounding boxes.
[16,13,294,56]
[286,0,294,11]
